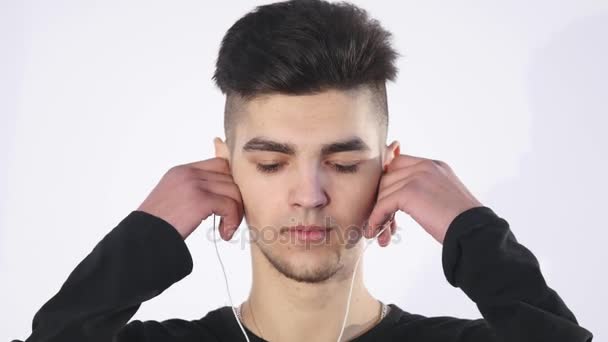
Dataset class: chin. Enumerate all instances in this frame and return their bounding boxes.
[262,244,344,284]
[282,259,343,284]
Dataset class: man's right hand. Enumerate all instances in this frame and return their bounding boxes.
[136,157,244,240]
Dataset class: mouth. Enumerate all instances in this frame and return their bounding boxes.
[283,225,332,243]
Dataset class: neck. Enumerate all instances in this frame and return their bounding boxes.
[240,243,382,342]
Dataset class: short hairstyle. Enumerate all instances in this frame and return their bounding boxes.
[212,0,399,151]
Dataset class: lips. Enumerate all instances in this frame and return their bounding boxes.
[288,225,329,232]
[284,225,332,242]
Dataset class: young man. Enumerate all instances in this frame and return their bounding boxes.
[15,0,592,341]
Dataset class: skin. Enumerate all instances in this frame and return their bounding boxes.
[214,87,397,341]
[214,85,483,341]
[138,85,483,341]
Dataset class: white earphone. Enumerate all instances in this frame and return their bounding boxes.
[212,213,394,342]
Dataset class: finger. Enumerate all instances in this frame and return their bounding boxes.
[377,176,414,204]
[366,210,395,240]
[202,190,243,240]
[183,157,232,175]
[386,154,429,173]
[377,220,392,247]
[187,166,244,222]
[197,180,244,219]
[189,168,235,183]
[379,160,427,191]
[369,216,390,239]
[390,216,397,235]
[366,193,401,239]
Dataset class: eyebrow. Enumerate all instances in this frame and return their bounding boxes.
[242,136,370,156]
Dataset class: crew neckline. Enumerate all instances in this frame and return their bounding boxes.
[218,303,402,341]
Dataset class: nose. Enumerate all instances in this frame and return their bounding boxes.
[288,165,329,209]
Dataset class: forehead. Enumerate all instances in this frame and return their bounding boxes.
[233,88,380,153]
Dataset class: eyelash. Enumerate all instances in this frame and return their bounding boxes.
[256,162,359,174]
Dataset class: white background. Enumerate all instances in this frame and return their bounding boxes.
[1,0,606,340]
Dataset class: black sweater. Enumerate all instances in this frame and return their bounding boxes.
[13,206,593,341]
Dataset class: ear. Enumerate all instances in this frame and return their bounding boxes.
[382,140,400,172]
[214,137,231,162]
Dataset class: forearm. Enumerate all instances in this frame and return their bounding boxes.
[18,211,193,342]
[442,206,593,341]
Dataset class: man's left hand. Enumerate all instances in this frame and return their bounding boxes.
[364,154,483,246]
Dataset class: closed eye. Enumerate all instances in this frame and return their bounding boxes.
[256,162,359,174]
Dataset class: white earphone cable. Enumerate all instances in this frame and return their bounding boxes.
[335,218,391,342]
[212,214,251,342]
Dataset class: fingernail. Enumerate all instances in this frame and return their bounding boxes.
[379,235,388,247]
[220,219,230,240]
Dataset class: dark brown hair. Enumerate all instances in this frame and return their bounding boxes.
[212,0,399,149]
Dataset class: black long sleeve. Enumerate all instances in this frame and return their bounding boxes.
[13,206,594,341]
[13,211,196,342]
[440,206,593,341]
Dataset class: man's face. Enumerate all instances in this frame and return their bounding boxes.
[226,87,388,284]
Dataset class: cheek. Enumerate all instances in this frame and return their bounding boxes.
[236,176,282,225]
[331,175,380,224]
